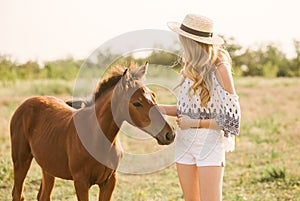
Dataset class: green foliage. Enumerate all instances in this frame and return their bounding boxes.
[262,61,279,77]
[18,61,42,79]
[111,50,181,70]
[0,55,83,81]
[1,38,300,80]
[0,55,18,82]
[259,167,286,182]
[44,58,82,80]
[223,37,300,77]
[147,50,181,69]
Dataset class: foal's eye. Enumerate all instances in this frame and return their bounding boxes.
[133,102,143,107]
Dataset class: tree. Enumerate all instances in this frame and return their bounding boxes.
[0,55,17,82]
[17,61,41,79]
[288,39,300,76]
[43,57,82,80]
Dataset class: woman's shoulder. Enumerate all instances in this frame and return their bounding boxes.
[214,61,236,95]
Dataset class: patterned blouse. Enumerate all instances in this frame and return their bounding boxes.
[177,63,241,151]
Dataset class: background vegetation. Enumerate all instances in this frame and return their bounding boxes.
[1,37,300,83]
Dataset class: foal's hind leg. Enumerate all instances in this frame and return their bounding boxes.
[11,135,33,201]
[37,170,55,201]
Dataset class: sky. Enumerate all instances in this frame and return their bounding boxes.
[1,0,300,64]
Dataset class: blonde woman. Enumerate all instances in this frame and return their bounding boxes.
[159,14,241,201]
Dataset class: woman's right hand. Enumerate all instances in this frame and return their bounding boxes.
[177,115,199,130]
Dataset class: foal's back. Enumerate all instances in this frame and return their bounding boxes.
[11,96,74,140]
[10,96,76,178]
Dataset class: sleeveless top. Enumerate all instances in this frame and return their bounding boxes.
[177,63,241,152]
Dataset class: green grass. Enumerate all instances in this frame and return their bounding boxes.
[0,77,300,200]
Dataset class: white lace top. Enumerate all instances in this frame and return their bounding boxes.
[177,64,241,152]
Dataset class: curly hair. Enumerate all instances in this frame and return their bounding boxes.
[177,35,231,107]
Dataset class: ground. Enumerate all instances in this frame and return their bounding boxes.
[0,77,299,200]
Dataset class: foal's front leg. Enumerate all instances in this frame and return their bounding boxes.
[74,179,91,201]
[98,174,116,201]
[37,170,55,201]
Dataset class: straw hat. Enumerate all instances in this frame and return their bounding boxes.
[167,14,224,45]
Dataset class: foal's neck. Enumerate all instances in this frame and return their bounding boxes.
[94,87,121,144]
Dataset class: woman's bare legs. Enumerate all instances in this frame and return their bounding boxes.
[198,166,224,201]
[176,163,200,201]
[176,163,224,201]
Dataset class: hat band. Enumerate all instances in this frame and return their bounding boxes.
[180,24,213,38]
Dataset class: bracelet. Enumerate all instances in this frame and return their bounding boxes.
[191,119,201,129]
[198,119,201,128]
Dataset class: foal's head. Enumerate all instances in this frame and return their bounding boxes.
[111,63,175,145]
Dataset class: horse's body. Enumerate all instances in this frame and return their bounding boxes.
[10,64,175,201]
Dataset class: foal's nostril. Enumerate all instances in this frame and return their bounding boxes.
[166,132,172,141]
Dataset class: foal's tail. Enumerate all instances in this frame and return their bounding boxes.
[65,99,86,109]
[65,98,93,109]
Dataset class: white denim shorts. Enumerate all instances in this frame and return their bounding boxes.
[174,128,225,167]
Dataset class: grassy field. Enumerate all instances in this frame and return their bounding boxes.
[0,77,300,200]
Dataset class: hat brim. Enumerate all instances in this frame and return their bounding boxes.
[167,22,224,45]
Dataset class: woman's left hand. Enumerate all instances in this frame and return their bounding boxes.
[176,115,194,130]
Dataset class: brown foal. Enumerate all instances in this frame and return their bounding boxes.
[10,63,175,201]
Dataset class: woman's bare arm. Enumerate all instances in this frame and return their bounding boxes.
[158,104,177,116]
[177,115,221,130]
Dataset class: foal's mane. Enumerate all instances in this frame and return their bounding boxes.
[93,66,125,101]
[65,63,146,109]
[80,64,139,107]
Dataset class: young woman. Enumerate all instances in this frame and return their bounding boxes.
[159,14,241,201]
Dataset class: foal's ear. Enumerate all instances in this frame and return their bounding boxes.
[123,68,128,76]
[121,68,131,90]
[134,62,149,80]
[122,68,131,81]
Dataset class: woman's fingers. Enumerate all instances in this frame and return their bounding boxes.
[177,115,191,129]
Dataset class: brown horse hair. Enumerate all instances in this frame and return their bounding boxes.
[86,64,138,107]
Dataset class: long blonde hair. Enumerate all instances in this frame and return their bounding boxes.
[178,35,231,107]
